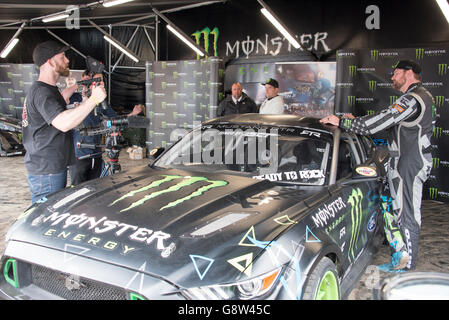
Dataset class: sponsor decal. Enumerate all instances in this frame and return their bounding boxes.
[252,170,325,182]
[367,211,377,232]
[311,197,347,228]
[356,166,377,177]
[39,212,175,257]
[300,130,321,138]
[348,188,363,263]
[110,175,228,212]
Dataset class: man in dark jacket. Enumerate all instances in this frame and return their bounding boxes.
[320,60,435,272]
[216,82,258,116]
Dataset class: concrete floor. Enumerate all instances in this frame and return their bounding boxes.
[1,153,448,300]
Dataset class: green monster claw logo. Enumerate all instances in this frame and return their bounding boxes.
[110,175,228,212]
[349,65,357,77]
[435,96,445,107]
[433,158,440,169]
[370,50,379,62]
[191,27,219,59]
[390,96,398,105]
[416,48,424,60]
[347,188,363,263]
[347,96,356,107]
[438,64,447,76]
[429,187,438,199]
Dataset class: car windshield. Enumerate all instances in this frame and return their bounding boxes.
[154,124,330,185]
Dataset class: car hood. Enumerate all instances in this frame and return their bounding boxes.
[9,167,323,288]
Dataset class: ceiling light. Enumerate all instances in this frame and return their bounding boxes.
[103,0,135,7]
[88,19,140,63]
[0,22,25,59]
[258,0,301,49]
[103,35,139,62]
[167,25,205,57]
[152,7,206,58]
[0,38,19,59]
[42,13,69,23]
[436,0,449,24]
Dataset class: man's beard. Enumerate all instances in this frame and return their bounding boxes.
[392,78,405,91]
[55,62,70,77]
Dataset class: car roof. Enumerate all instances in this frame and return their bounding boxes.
[204,114,337,134]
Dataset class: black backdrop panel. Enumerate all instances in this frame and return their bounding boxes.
[335,48,449,202]
[0,64,38,119]
[145,58,224,150]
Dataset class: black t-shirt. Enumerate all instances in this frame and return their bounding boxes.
[22,81,75,174]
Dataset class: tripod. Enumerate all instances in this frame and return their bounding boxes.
[100,130,122,177]
[78,128,123,178]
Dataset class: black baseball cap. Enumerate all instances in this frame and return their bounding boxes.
[261,78,279,88]
[394,59,422,75]
[32,40,70,67]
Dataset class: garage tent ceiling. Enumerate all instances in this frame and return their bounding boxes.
[0,0,226,28]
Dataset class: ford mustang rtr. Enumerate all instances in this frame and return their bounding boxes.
[0,115,387,300]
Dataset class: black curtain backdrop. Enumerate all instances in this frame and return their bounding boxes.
[335,47,449,203]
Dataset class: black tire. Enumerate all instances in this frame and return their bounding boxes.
[302,256,340,300]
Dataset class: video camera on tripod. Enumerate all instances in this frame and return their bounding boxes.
[78,115,149,176]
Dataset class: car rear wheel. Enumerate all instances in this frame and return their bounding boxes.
[302,256,340,300]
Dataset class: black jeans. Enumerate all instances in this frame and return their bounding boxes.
[69,158,103,185]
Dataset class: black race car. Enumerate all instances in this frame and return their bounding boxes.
[0,115,387,300]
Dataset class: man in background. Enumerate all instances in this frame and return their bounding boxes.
[216,82,257,116]
[67,71,143,185]
[259,78,284,114]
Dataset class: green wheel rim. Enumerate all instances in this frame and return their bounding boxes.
[314,270,339,300]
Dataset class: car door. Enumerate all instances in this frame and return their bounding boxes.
[326,133,381,265]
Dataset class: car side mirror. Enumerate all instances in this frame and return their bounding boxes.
[372,146,389,177]
[149,147,165,159]
[351,147,389,180]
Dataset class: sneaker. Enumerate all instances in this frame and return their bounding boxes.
[377,263,406,273]
[391,251,410,270]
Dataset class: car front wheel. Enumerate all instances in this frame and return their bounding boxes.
[302,256,340,300]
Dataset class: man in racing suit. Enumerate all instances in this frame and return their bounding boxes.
[320,60,435,271]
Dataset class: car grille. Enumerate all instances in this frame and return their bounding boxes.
[31,264,128,300]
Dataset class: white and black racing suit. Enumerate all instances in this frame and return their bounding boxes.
[339,82,435,270]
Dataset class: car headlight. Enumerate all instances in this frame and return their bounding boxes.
[182,267,282,300]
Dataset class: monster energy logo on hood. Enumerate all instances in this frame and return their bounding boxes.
[110,175,228,212]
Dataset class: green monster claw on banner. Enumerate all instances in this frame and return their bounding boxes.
[348,188,363,263]
[110,175,228,212]
[191,27,219,60]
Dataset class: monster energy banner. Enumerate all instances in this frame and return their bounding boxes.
[0,64,39,119]
[145,57,224,150]
[224,61,336,118]
[335,47,449,203]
